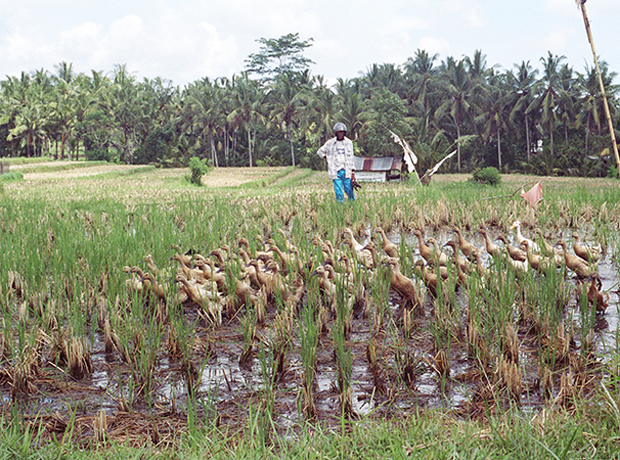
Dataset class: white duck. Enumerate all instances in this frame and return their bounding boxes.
[511,220,539,253]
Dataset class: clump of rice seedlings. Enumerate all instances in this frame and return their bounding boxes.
[255,342,277,443]
[169,308,200,394]
[67,336,93,379]
[4,326,44,399]
[539,321,571,371]
[370,262,391,332]
[239,308,256,365]
[133,316,164,402]
[427,349,450,382]
[466,277,493,369]
[501,323,520,365]
[270,306,292,380]
[298,298,319,420]
[333,285,355,419]
[554,370,578,409]
[394,342,423,390]
[496,356,523,404]
[93,409,108,445]
[7,270,24,300]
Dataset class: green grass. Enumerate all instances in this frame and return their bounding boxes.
[2,168,620,458]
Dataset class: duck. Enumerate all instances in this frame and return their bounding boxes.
[277,228,298,253]
[452,226,482,259]
[140,272,167,301]
[375,226,399,258]
[587,274,609,313]
[311,265,337,312]
[175,274,220,306]
[226,276,262,314]
[511,220,539,253]
[424,236,450,267]
[496,235,527,263]
[193,259,227,293]
[478,228,503,258]
[411,260,439,298]
[471,251,490,278]
[519,240,552,274]
[383,257,425,311]
[124,266,145,294]
[572,233,602,264]
[555,240,592,279]
[342,233,375,269]
[443,240,473,275]
[267,240,303,275]
[342,227,366,253]
[413,229,437,265]
[534,229,564,267]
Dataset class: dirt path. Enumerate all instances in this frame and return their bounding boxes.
[201,166,292,187]
[25,165,145,180]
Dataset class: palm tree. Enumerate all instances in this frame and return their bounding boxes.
[334,80,371,143]
[508,61,539,162]
[228,73,266,167]
[527,52,566,158]
[267,71,311,167]
[577,60,618,156]
[475,75,511,168]
[110,64,139,163]
[403,49,440,136]
[436,57,473,170]
[182,77,224,167]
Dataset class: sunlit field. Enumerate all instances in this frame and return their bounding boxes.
[2,162,620,459]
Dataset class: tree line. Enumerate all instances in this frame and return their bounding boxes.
[0,34,618,177]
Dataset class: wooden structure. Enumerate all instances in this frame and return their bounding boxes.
[353,156,403,182]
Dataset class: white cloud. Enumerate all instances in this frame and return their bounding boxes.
[541,27,573,56]
[418,37,451,57]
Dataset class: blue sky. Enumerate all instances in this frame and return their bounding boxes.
[1,0,618,86]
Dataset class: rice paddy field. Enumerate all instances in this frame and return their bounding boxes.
[2,161,620,459]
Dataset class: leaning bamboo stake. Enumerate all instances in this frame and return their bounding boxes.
[577,0,620,177]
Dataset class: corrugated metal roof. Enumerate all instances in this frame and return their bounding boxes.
[353,156,403,172]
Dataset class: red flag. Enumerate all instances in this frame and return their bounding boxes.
[521,181,543,209]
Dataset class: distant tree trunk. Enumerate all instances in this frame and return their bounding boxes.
[455,123,461,170]
[224,132,229,166]
[248,129,253,167]
[525,115,531,163]
[549,120,554,157]
[585,117,590,156]
[209,134,218,167]
[497,130,502,168]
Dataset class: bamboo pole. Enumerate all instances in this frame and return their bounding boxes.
[577,0,620,177]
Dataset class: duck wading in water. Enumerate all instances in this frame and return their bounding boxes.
[317,122,358,203]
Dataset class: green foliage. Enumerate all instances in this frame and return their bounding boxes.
[134,124,174,165]
[471,166,501,186]
[85,147,113,162]
[187,156,210,186]
[361,89,411,157]
[1,49,620,176]
[245,32,314,79]
[0,171,24,182]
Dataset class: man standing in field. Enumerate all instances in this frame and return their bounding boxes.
[317,122,356,203]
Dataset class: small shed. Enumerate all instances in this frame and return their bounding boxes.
[353,156,403,182]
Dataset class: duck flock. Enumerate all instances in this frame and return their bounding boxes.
[123,220,609,328]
